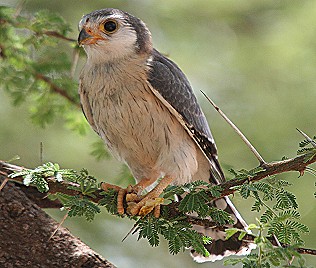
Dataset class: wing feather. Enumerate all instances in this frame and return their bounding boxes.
[147,49,225,183]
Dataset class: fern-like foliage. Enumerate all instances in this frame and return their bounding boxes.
[66,168,99,197]
[10,162,74,192]
[163,180,233,225]
[11,163,101,221]
[297,135,316,163]
[99,189,120,215]
[234,179,309,246]
[10,160,313,266]
[136,215,210,256]
[225,222,308,267]
[55,193,101,221]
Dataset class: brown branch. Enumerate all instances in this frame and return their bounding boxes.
[0,178,116,267]
[34,73,80,107]
[41,30,76,42]
[216,152,316,199]
[1,151,316,206]
[1,152,316,257]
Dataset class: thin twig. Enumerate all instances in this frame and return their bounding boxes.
[34,73,80,107]
[41,31,76,43]
[201,90,267,165]
[13,0,26,19]
[122,223,138,242]
[40,142,43,165]
[296,128,316,148]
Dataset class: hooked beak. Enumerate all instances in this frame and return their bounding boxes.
[78,28,93,46]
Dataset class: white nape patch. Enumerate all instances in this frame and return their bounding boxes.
[192,243,257,263]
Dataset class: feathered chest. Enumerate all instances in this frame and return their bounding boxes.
[79,60,176,161]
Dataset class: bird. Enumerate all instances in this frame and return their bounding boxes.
[78,8,255,262]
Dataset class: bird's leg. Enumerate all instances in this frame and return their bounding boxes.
[127,176,174,217]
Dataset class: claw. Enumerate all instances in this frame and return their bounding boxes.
[138,198,164,217]
[100,176,174,217]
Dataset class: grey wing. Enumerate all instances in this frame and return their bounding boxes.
[147,49,225,183]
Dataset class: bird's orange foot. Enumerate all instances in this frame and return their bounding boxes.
[100,182,163,216]
[101,176,174,217]
[126,195,164,218]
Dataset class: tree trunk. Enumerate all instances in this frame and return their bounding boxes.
[0,179,116,268]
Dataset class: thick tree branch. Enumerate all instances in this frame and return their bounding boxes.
[1,152,315,258]
[0,178,116,268]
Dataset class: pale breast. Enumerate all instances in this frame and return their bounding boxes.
[80,59,205,184]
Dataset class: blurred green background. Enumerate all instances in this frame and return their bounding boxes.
[1,0,315,267]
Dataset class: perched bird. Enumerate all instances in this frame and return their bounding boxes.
[78,8,254,262]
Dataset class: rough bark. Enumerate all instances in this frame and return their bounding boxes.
[0,179,116,268]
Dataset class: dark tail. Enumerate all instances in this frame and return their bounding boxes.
[190,196,256,262]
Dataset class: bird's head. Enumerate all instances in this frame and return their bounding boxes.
[78,8,152,62]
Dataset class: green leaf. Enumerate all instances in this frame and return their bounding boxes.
[208,185,222,198]
[90,139,111,161]
[99,189,119,215]
[225,228,240,240]
[274,189,298,209]
[56,193,100,221]
[209,207,234,225]
[260,209,274,223]
[137,216,160,247]
[178,190,209,217]
[163,185,185,198]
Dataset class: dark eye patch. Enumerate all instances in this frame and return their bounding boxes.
[103,20,117,33]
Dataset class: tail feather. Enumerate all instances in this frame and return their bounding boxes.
[190,196,256,263]
[189,131,255,262]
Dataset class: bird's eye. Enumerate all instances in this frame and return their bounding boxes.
[103,20,118,33]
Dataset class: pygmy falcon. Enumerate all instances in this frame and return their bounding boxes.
[78,8,254,262]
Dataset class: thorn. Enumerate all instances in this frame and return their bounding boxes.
[201,91,267,165]
[48,212,68,241]
[122,223,138,242]
[40,142,43,165]
[273,233,282,248]
[13,0,26,18]
[0,178,9,192]
[296,128,316,148]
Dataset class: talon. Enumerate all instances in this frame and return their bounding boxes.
[100,176,173,216]
[133,197,164,217]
